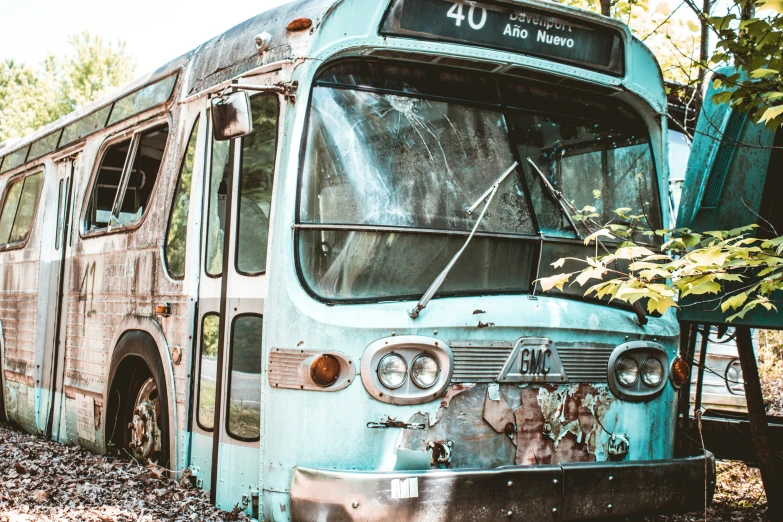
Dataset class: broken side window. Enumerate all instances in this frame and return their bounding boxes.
[85,123,169,232]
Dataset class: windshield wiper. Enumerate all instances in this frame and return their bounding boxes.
[409,161,519,319]
[526,157,583,240]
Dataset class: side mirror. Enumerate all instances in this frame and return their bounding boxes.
[211,91,253,141]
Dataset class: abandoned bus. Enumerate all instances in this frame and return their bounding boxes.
[0,0,713,519]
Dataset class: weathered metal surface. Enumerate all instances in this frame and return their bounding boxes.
[290,453,715,522]
[398,383,615,470]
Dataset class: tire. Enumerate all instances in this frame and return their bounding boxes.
[106,331,170,467]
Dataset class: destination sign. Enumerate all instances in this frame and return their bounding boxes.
[381,0,624,75]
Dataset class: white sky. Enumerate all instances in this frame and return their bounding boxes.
[0,0,293,75]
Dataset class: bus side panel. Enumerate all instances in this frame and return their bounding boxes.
[56,111,192,459]
[0,171,47,434]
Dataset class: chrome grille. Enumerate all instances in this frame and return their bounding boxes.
[449,340,613,383]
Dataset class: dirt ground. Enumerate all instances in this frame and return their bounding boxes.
[0,422,769,522]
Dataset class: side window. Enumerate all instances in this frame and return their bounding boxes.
[226,314,263,440]
[236,95,278,275]
[198,314,220,431]
[0,171,44,247]
[85,123,169,232]
[205,135,230,276]
[165,116,200,279]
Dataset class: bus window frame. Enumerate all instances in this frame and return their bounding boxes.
[224,312,263,442]
[0,167,47,252]
[234,93,281,278]
[80,115,173,239]
[293,59,663,306]
[163,114,202,281]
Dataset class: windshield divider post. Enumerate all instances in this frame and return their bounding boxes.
[409,161,518,319]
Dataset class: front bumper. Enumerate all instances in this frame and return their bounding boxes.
[290,453,715,521]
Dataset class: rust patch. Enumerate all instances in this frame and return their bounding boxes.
[514,384,613,465]
[482,385,515,438]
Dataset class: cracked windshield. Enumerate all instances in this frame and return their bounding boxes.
[299,62,660,301]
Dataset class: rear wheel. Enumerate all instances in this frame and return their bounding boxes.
[106,332,170,467]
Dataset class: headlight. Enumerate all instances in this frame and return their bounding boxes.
[641,356,664,387]
[411,353,439,389]
[615,357,639,387]
[377,353,407,389]
[725,359,744,395]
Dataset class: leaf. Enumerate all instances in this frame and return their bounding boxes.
[751,68,779,78]
[721,292,748,312]
[538,272,574,292]
[647,296,678,315]
[575,267,607,287]
[759,0,783,14]
[583,228,614,245]
[681,233,703,247]
[760,104,783,124]
[551,258,567,269]
[680,277,722,298]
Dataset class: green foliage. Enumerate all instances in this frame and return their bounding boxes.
[707,0,783,128]
[541,212,783,321]
[0,32,134,142]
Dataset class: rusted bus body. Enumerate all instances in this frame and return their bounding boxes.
[0,0,714,520]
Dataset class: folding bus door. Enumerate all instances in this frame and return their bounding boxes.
[190,92,279,518]
[40,153,78,441]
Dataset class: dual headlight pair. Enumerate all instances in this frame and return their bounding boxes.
[615,355,665,388]
[377,352,440,390]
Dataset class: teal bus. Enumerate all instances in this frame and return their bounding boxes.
[0,0,712,519]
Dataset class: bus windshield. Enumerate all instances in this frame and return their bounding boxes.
[298,60,660,302]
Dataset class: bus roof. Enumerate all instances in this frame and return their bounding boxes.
[0,0,654,171]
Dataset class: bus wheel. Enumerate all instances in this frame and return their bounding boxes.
[106,331,170,468]
[128,376,162,461]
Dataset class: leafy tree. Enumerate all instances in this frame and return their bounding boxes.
[0,31,134,142]
[707,0,783,127]
[542,206,783,516]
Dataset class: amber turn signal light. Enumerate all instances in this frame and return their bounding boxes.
[286,17,312,31]
[310,354,341,387]
[671,358,690,388]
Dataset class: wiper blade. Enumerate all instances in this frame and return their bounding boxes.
[409,161,519,319]
[526,157,583,240]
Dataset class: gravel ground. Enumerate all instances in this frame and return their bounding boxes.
[0,422,769,521]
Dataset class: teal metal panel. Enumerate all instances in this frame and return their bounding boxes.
[676,67,782,327]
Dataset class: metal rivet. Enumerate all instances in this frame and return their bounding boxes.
[553,478,558,485]
[607,504,613,510]
[352,502,359,509]
[552,508,558,513]
[507,481,513,487]
[434,330,438,335]
[608,475,614,481]
[507,511,513,517]
[391,332,396,336]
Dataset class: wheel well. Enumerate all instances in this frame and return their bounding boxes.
[105,330,171,466]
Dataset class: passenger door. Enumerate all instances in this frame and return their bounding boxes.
[190,92,279,517]
[38,153,79,438]
[42,154,78,441]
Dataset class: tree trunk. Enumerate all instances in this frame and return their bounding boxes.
[736,326,782,517]
[697,0,711,101]
[600,0,611,17]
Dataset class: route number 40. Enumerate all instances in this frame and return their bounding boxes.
[447,2,487,30]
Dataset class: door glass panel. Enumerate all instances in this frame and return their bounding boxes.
[10,171,43,243]
[198,314,220,430]
[0,178,24,244]
[236,96,278,275]
[205,135,231,276]
[165,117,200,279]
[227,315,263,440]
[55,179,64,249]
[115,124,169,226]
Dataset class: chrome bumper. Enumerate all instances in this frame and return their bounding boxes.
[290,452,715,521]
